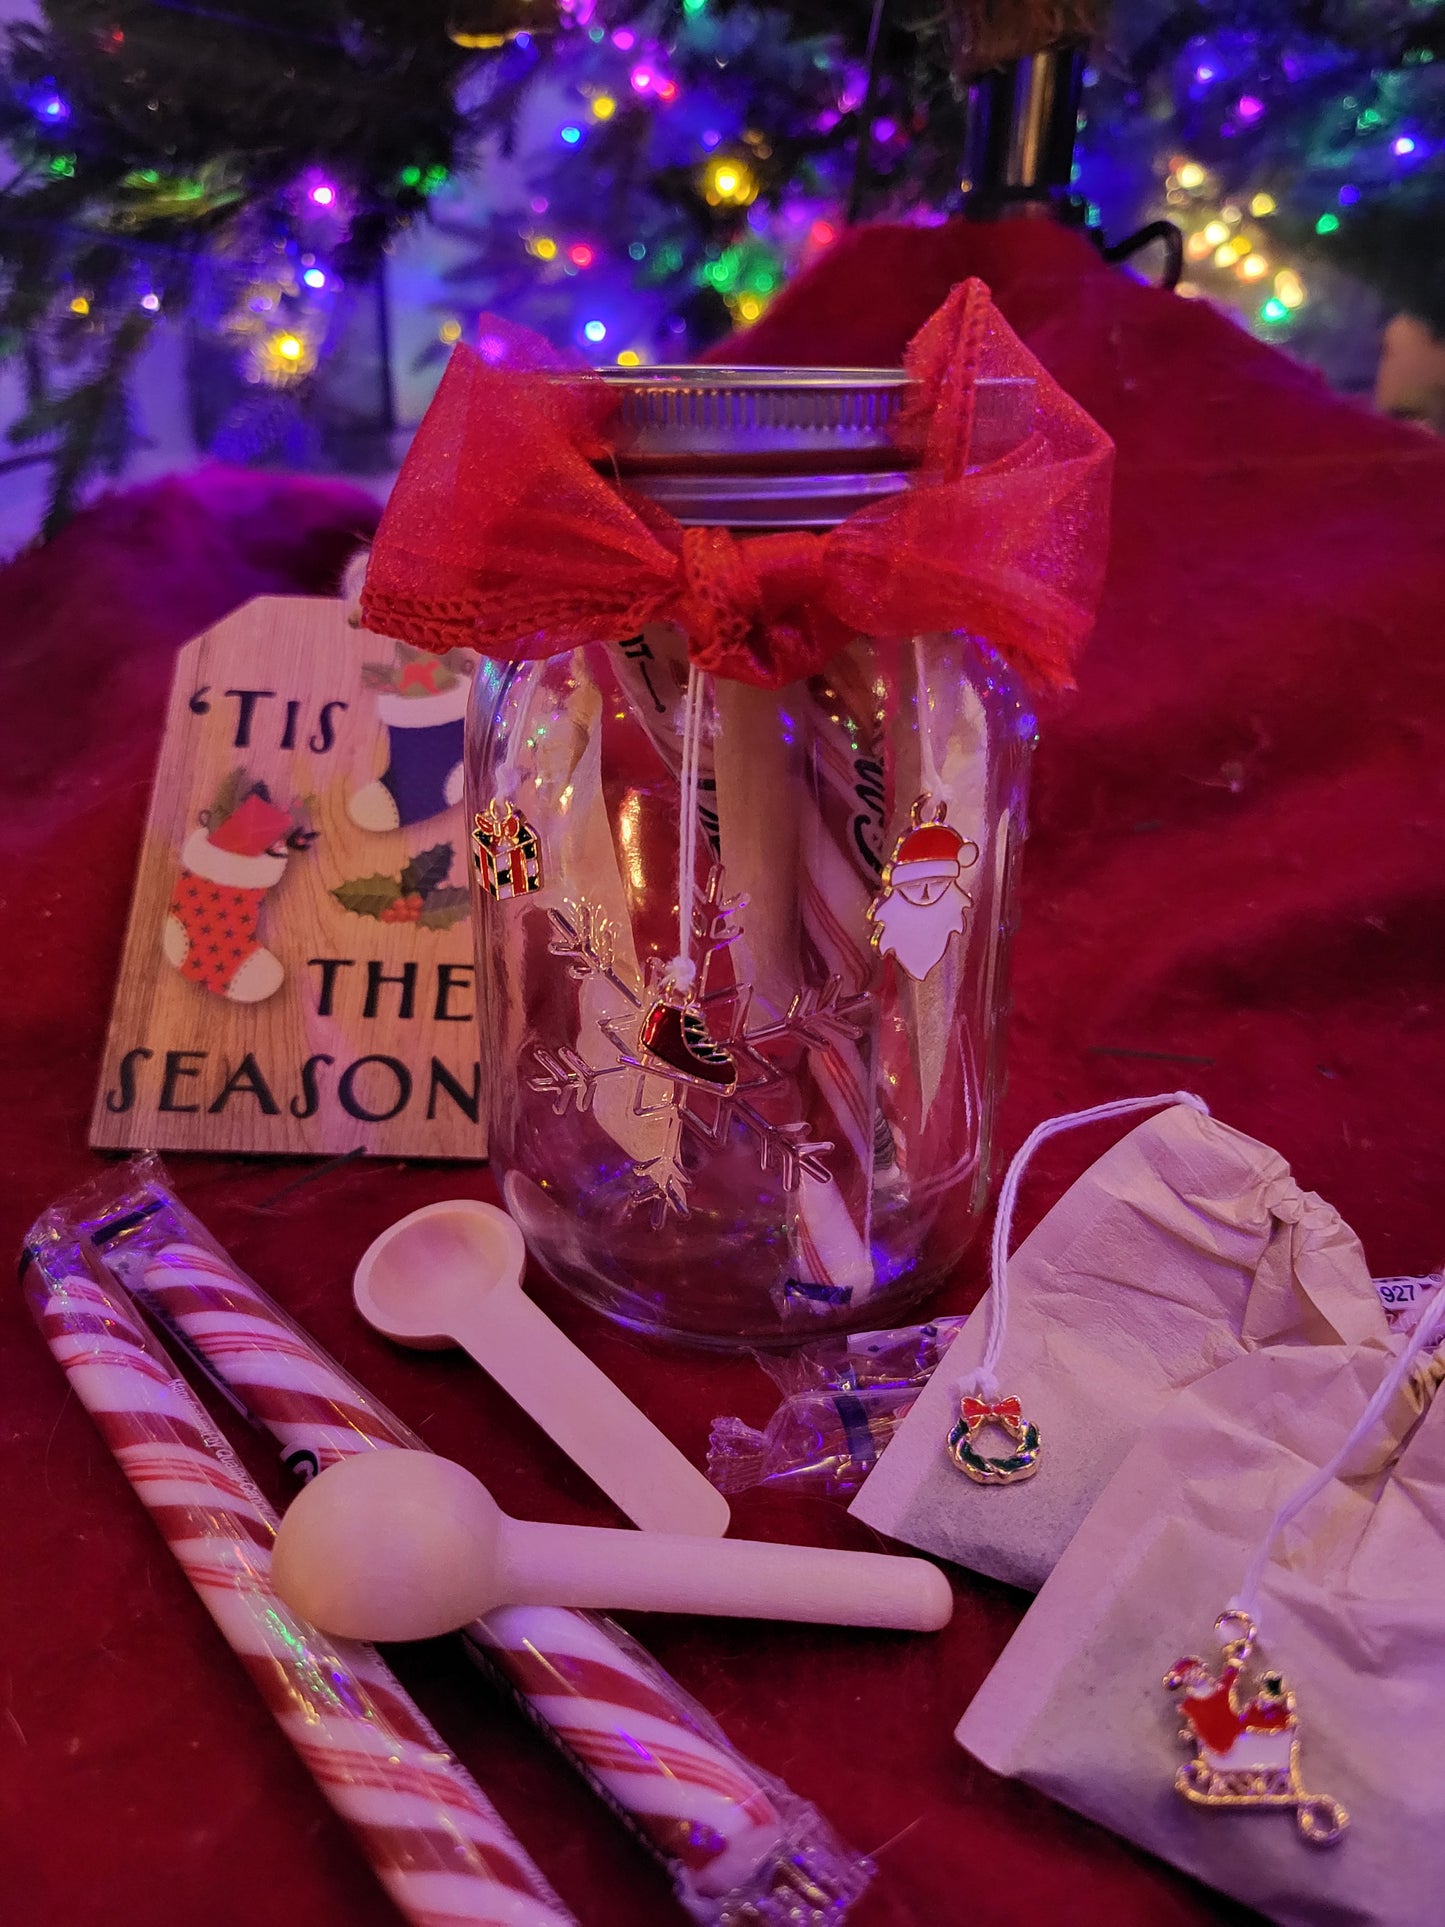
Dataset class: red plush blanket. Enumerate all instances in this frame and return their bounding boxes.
[3,221,1442,1927]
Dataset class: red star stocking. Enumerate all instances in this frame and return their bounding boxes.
[163,789,294,1003]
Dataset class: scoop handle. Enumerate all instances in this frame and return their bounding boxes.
[500,1518,953,1631]
[452,1287,730,1538]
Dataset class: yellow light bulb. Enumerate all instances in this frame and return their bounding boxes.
[592,95,616,120]
[736,293,763,322]
[1250,192,1277,217]
[1203,221,1229,246]
[532,236,557,260]
[1240,254,1270,280]
[616,350,642,366]
[702,154,758,208]
[276,333,304,361]
[1177,161,1206,189]
[1274,269,1305,309]
[69,295,90,315]
[439,319,462,344]
[1185,231,1213,262]
[1214,242,1242,267]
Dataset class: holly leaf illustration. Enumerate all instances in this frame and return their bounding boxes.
[400,843,453,899]
[361,661,397,691]
[417,887,470,931]
[332,874,402,920]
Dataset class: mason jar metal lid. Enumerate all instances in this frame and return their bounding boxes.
[590,363,1037,528]
[598,365,914,462]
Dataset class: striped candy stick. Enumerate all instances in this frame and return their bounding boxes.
[126,1239,422,1478]
[111,1235,801,1913]
[468,1609,788,1901]
[791,690,885,1306]
[22,1252,576,1927]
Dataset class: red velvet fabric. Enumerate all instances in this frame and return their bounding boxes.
[5,222,1445,1927]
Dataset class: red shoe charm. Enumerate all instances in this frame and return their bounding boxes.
[639,994,737,1092]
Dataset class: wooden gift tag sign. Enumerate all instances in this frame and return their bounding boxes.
[91,595,487,1159]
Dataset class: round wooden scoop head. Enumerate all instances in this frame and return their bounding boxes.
[273,1451,504,1641]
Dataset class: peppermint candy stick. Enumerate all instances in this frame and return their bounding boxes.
[90,1204,868,1924]
[793,685,884,1306]
[467,1608,789,1900]
[22,1247,575,1927]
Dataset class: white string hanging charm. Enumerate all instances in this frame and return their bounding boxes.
[637,665,737,1091]
[1162,1291,1445,1847]
[946,1091,1211,1487]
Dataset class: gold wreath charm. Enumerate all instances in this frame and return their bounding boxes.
[946,1392,1042,1485]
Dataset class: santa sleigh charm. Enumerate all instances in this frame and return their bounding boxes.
[1164,1610,1348,1846]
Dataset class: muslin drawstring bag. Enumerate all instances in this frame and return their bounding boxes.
[850,1097,1383,1588]
[955,1292,1445,1926]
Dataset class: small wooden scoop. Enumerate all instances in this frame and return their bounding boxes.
[353,1200,729,1537]
[272,1449,954,1642]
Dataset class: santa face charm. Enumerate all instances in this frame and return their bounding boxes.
[471,798,544,901]
[1165,1610,1348,1845]
[869,798,979,982]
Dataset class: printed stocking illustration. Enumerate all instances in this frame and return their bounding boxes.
[163,779,309,1003]
[349,645,471,832]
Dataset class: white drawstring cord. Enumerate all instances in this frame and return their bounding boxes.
[664,664,707,997]
[956,1091,1212,1403]
[913,634,948,808]
[1230,1287,1445,1631]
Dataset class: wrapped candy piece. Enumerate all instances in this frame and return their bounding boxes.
[78,1155,875,1927]
[758,1315,967,1399]
[709,1387,919,1499]
[21,1222,576,1927]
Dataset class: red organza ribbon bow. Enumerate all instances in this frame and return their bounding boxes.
[362,279,1113,693]
[962,1395,1024,1426]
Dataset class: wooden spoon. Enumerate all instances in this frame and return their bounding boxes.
[353,1200,729,1537]
[272,1449,954,1642]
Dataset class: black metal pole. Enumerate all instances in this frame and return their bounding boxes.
[845,0,890,227]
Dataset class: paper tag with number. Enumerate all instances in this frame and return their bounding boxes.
[1376,1273,1443,1332]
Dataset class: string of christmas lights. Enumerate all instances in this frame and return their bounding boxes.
[1075,6,1442,371]
[2,0,1439,532]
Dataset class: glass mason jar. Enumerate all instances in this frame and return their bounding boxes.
[465,367,1037,1347]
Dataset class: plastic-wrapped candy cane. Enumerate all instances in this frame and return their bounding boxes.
[20,1226,575,1927]
[758,1315,968,1400]
[83,1156,874,1927]
[709,1387,920,1500]
[713,1316,967,1496]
